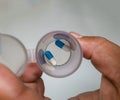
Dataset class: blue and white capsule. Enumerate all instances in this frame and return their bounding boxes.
[55,40,71,52]
[45,51,57,66]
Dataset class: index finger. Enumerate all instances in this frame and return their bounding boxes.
[20,62,42,82]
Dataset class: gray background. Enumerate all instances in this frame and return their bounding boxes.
[0,0,120,100]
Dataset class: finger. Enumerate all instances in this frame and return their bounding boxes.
[24,78,45,97]
[71,32,120,86]
[21,62,42,82]
[100,76,118,100]
[0,64,26,99]
[68,90,99,100]
[71,32,107,59]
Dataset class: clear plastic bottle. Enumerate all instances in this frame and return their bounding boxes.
[36,31,83,78]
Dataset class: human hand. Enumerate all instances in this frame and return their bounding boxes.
[0,62,51,100]
[69,32,120,100]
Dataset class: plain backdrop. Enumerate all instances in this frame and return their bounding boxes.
[0,0,120,100]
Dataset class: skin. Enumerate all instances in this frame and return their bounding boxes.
[0,63,50,100]
[69,32,120,100]
[0,32,119,100]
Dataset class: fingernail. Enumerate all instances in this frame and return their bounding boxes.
[70,32,82,38]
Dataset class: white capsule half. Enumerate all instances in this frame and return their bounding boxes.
[49,58,57,66]
[55,40,71,52]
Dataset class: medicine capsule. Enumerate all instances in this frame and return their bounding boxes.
[55,40,71,52]
[45,51,57,66]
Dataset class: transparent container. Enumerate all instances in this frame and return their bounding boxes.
[0,31,82,78]
[36,31,82,78]
[0,33,28,76]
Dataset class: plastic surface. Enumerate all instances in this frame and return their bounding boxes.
[0,31,82,78]
[0,33,28,76]
[36,31,83,78]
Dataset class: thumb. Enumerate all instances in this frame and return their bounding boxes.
[70,32,120,87]
[70,32,108,59]
[0,64,26,100]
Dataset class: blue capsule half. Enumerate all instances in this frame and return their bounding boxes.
[55,40,65,48]
[45,51,54,60]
